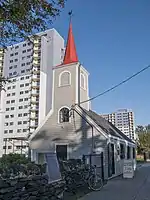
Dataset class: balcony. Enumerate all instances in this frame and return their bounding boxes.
[31,74,40,81]
[31,89,39,96]
[30,114,38,120]
[29,106,39,111]
[30,82,40,89]
[31,97,39,104]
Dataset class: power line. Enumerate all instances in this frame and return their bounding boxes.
[80,64,150,104]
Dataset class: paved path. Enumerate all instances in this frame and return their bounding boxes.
[79,163,150,200]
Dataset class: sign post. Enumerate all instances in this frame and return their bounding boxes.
[123,160,134,178]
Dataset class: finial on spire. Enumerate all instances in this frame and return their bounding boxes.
[68,10,73,21]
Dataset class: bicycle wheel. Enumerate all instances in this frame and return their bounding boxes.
[88,174,103,191]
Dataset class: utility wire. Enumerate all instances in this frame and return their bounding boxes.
[80,64,150,104]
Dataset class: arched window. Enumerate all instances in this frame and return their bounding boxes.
[59,71,71,87]
[59,107,70,123]
[80,73,86,89]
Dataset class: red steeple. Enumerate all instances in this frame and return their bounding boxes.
[62,21,78,65]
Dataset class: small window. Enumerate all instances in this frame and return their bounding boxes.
[24,98,28,101]
[6,108,9,111]
[18,113,22,117]
[21,70,25,73]
[15,59,18,62]
[133,148,136,159]
[80,73,86,89]
[10,60,13,63]
[27,49,31,52]
[9,130,13,133]
[9,66,13,70]
[127,146,131,159]
[23,129,27,132]
[7,86,11,90]
[120,144,125,159]
[22,50,26,53]
[22,57,25,60]
[25,83,29,86]
[20,84,24,87]
[17,129,21,133]
[12,85,16,89]
[10,114,14,118]
[15,52,18,55]
[14,65,17,69]
[19,106,23,109]
[26,76,30,79]
[23,121,28,124]
[12,92,15,96]
[26,62,30,65]
[20,77,24,80]
[59,107,70,123]
[5,123,8,126]
[18,121,22,125]
[11,100,15,103]
[11,107,15,110]
[8,146,12,149]
[25,90,29,93]
[6,101,10,104]
[15,46,19,49]
[4,130,8,134]
[24,113,28,116]
[59,71,71,87]
[19,99,23,102]
[23,43,26,47]
[10,122,14,126]
[20,91,24,95]
[24,105,28,109]
[7,93,11,97]
[3,146,6,149]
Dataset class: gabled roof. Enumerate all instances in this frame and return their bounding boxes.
[79,107,135,144]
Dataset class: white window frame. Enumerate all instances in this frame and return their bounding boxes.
[59,70,71,87]
[80,73,86,90]
[58,106,71,123]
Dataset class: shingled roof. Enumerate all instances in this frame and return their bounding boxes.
[79,107,135,144]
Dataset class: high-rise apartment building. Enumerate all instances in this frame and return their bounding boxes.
[0,29,65,156]
[101,109,136,141]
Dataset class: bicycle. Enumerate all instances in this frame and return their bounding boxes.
[87,165,103,191]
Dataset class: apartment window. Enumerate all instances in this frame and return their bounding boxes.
[127,146,131,159]
[10,53,14,56]
[12,92,15,96]
[13,71,17,75]
[22,50,26,53]
[19,106,23,109]
[5,115,9,118]
[23,121,28,124]
[26,62,30,65]
[12,85,16,89]
[9,73,12,76]
[7,93,11,97]
[10,122,14,126]
[27,55,31,58]
[19,99,23,102]
[23,129,27,132]
[24,98,28,101]
[26,76,30,79]
[27,49,31,52]
[18,113,22,117]
[23,43,26,47]
[10,60,13,63]
[18,121,22,125]
[26,69,30,72]
[6,108,9,111]
[21,70,25,73]
[20,91,24,95]
[4,130,8,134]
[15,59,18,62]
[10,114,14,118]
[20,84,24,87]
[3,146,6,149]
[11,100,15,103]
[22,57,25,60]
[13,78,16,82]
[5,123,8,126]
[24,113,28,116]
[9,66,13,70]
[120,144,125,159]
[15,52,18,55]
[133,148,136,159]
[24,105,28,109]
[7,86,11,90]
[25,90,29,94]
[11,107,15,110]
[15,46,19,49]
[6,101,10,104]
[9,130,13,133]
[21,63,25,66]
[20,77,24,80]
[17,129,21,133]
[8,146,12,149]
[25,83,29,86]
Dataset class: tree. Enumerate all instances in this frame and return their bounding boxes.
[137,132,150,154]
[0,0,66,47]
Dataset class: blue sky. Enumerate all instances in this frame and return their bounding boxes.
[52,0,150,125]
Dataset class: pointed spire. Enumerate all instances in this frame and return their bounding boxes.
[62,16,78,65]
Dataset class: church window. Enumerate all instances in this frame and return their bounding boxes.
[59,107,70,123]
[59,71,71,86]
[80,73,86,89]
